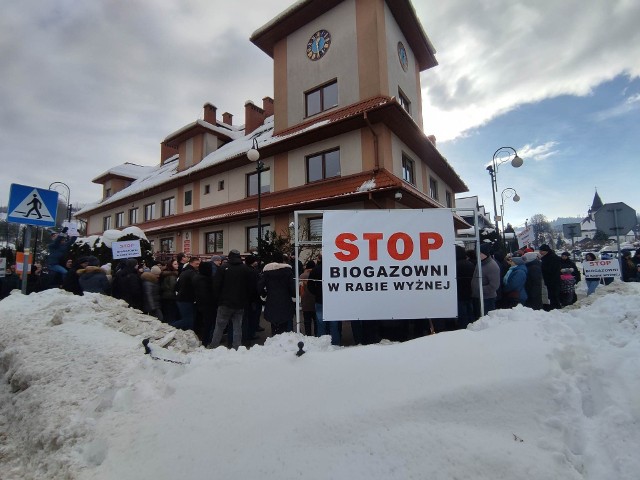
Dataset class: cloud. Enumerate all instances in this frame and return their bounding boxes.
[416,0,640,141]
[592,92,640,121]
[517,142,559,162]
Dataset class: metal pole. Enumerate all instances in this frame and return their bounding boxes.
[257,162,262,260]
[21,227,32,294]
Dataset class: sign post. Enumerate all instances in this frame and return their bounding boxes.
[594,202,637,271]
[562,223,582,259]
[7,184,59,294]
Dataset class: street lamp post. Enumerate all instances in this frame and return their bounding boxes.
[487,147,523,247]
[500,187,520,252]
[48,181,72,222]
[247,138,263,259]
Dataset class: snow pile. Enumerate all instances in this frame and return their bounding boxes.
[0,282,639,479]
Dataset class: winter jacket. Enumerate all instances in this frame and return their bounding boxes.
[524,258,543,310]
[299,269,316,312]
[559,258,581,283]
[258,262,296,325]
[502,263,528,304]
[112,260,143,310]
[540,251,562,289]
[141,272,163,320]
[78,266,111,294]
[175,265,198,302]
[193,266,216,312]
[159,271,178,300]
[213,256,255,310]
[46,235,77,267]
[455,246,475,302]
[307,263,323,304]
[471,256,501,300]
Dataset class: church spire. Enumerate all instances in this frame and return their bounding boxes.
[590,188,603,214]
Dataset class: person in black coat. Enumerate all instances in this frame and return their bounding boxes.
[258,251,296,336]
[538,244,562,310]
[78,256,111,295]
[209,250,256,349]
[193,261,216,344]
[112,258,143,310]
[455,245,475,329]
[172,257,201,331]
[62,257,90,295]
[523,252,543,310]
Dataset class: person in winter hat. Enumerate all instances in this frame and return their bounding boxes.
[209,249,256,350]
[471,243,501,318]
[538,245,562,310]
[141,265,163,321]
[502,255,528,307]
[258,251,296,336]
[522,252,543,310]
[78,256,111,295]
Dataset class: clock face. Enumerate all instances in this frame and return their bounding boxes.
[307,29,331,61]
[397,42,408,71]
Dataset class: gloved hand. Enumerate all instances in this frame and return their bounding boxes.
[61,226,69,234]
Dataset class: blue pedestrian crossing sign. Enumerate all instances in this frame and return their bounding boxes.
[7,183,59,227]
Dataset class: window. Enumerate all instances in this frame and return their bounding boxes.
[184,190,192,206]
[144,203,155,221]
[218,180,225,191]
[306,148,340,183]
[247,169,271,197]
[402,155,415,185]
[305,80,338,117]
[446,191,453,208]
[160,238,174,253]
[398,88,411,114]
[162,197,175,217]
[204,184,211,195]
[115,212,124,228]
[247,224,270,252]
[105,188,111,198]
[129,208,139,225]
[308,218,323,241]
[103,215,111,231]
[429,177,439,200]
[206,231,224,254]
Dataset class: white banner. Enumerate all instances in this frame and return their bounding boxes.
[112,240,142,260]
[322,210,457,321]
[582,259,621,279]
[62,220,80,237]
[517,226,535,248]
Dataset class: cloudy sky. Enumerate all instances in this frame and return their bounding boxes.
[2,0,639,229]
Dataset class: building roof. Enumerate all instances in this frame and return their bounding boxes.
[163,119,242,148]
[91,163,157,184]
[251,0,437,71]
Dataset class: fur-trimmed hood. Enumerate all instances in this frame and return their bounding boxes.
[262,262,292,273]
[77,266,105,276]
[141,271,160,283]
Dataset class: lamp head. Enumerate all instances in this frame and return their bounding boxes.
[513,193,521,202]
[511,155,523,168]
[247,148,260,162]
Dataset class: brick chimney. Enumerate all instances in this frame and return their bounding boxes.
[160,141,178,164]
[262,97,274,118]
[203,103,217,124]
[245,101,265,135]
[222,112,233,125]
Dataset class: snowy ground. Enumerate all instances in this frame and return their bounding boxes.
[0,281,639,480]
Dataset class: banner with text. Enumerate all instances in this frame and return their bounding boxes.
[112,240,142,260]
[516,226,535,248]
[582,259,621,279]
[322,210,457,321]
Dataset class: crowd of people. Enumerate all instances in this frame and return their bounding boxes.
[2,227,639,348]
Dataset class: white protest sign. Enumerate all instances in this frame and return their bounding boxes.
[582,259,621,279]
[112,240,142,260]
[517,226,535,248]
[322,209,457,321]
[62,220,80,237]
[0,258,6,278]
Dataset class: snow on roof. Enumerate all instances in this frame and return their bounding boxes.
[91,163,156,183]
[356,179,376,192]
[251,0,309,39]
[455,196,479,209]
[163,119,243,143]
